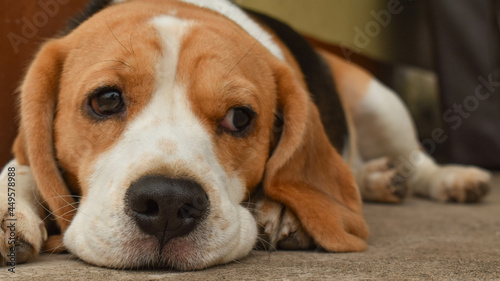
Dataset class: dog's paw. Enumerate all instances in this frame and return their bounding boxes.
[251,197,313,250]
[358,157,408,203]
[0,160,46,265]
[0,200,47,265]
[428,166,491,203]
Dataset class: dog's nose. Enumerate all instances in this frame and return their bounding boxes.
[125,176,209,244]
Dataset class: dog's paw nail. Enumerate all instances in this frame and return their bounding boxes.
[431,167,492,203]
[264,222,273,235]
[280,224,290,239]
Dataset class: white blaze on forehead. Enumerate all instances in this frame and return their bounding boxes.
[153,16,191,88]
[150,15,245,204]
[180,0,284,60]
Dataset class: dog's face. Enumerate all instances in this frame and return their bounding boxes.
[14,0,368,270]
[54,2,280,269]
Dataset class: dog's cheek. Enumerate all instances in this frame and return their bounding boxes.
[215,132,271,198]
[53,123,90,194]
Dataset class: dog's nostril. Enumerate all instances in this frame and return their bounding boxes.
[131,199,160,216]
[143,199,160,216]
[178,204,191,219]
[177,203,203,220]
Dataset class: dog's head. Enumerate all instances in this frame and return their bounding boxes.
[13,0,367,270]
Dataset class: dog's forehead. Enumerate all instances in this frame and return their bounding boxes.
[67,0,283,60]
[65,0,275,79]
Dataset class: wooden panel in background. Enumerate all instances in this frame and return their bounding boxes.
[0,0,88,166]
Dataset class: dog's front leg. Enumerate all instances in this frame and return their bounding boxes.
[0,159,47,266]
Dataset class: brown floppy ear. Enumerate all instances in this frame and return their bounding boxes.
[13,39,75,234]
[263,62,369,252]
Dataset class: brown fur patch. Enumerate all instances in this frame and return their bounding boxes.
[42,235,65,253]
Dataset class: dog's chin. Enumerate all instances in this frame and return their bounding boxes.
[63,205,257,271]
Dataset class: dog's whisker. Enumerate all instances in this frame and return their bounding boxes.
[41,202,79,220]
[106,18,133,56]
[35,198,74,222]
[223,31,262,78]
[36,194,82,205]
[36,196,78,209]
[41,215,73,223]
[58,207,80,217]
[38,188,75,219]
[255,236,277,251]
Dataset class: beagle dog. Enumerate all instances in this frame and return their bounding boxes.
[0,0,491,270]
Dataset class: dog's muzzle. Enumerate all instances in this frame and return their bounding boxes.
[125,176,209,246]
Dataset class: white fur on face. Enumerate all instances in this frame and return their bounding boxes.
[63,15,257,270]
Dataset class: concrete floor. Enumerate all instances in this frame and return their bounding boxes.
[3,174,500,280]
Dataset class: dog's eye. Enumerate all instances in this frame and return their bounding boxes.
[89,88,125,117]
[220,107,254,133]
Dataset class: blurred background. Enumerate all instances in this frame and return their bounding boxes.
[1,0,498,169]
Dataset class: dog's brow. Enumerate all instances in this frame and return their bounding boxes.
[221,80,256,97]
[78,59,134,75]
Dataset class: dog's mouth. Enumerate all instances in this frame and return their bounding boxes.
[122,226,208,270]
[86,213,250,270]
[63,176,257,270]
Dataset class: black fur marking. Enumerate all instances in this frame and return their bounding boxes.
[244,9,348,151]
[61,0,114,36]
